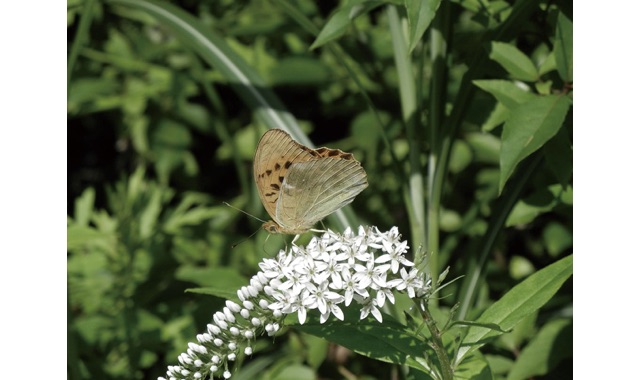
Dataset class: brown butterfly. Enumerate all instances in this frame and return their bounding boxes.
[253,129,368,234]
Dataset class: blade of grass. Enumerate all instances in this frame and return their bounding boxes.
[424,0,452,291]
[67,0,97,96]
[388,5,427,268]
[455,253,573,365]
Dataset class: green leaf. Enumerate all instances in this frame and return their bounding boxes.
[538,52,556,76]
[139,187,163,239]
[499,95,572,191]
[293,308,431,374]
[543,124,573,187]
[554,11,573,82]
[300,334,329,370]
[177,267,247,300]
[466,132,501,164]
[485,354,514,376]
[163,206,222,232]
[272,364,316,380]
[489,42,539,82]
[310,0,384,50]
[73,187,96,227]
[473,80,536,110]
[543,222,573,256]
[310,7,351,50]
[481,102,509,132]
[506,319,572,380]
[498,313,537,352]
[455,351,493,380]
[506,184,572,226]
[534,80,553,95]
[67,225,115,252]
[509,255,535,280]
[406,0,441,53]
[455,255,573,365]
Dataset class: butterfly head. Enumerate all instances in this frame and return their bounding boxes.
[262,220,281,234]
[262,220,310,235]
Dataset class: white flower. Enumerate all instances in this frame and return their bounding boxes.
[160,226,430,380]
[302,281,343,314]
[358,296,383,323]
[320,300,344,323]
[376,240,413,273]
[335,266,369,306]
[375,286,395,308]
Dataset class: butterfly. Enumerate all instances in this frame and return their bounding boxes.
[253,129,368,234]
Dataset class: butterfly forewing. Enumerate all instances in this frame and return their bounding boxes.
[253,129,317,222]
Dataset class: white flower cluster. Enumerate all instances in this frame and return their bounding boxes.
[159,226,429,380]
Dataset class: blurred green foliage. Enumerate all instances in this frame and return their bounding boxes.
[68,0,572,378]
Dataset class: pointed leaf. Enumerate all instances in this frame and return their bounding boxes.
[554,12,573,82]
[506,319,572,380]
[455,351,493,380]
[293,308,432,374]
[499,95,572,191]
[455,255,573,365]
[406,0,441,52]
[474,80,536,109]
[73,187,96,227]
[489,42,538,82]
[139,187,163,239]
[506,184,572,226]
[178,267,247,300]
[310,7,351,50]
[310,0,384,50]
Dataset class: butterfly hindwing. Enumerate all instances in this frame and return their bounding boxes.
[276,157,368,232]
[253,129,316,222]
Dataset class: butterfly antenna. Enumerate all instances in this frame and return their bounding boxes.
[230,227,262,249]
[222,201,266,223]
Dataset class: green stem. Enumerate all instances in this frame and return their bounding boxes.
[421,303,453,380]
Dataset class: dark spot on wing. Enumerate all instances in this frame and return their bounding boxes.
[340,153,352,159]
